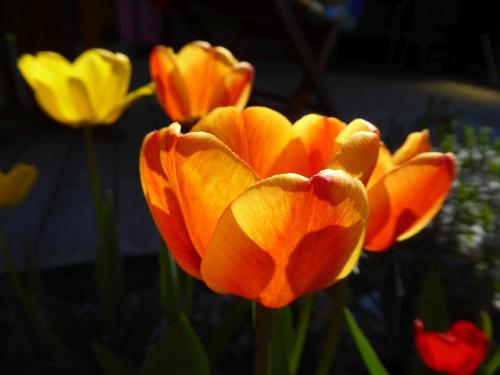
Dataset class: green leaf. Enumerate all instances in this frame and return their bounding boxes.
[484,349,500,375]
[290,294,314,375]
[94,191,124,333]
[481,311,493,339]
[158,244,181,322]
[139,315,210,375]
[416,267,449,331]
[344,308,389,375]
[92,342,134,375]
[207,298,249,365]
[269,306,294,375]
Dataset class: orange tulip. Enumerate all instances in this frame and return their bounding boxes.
[150,41,254,124]
[140,106,379,308]
[364,130,456,251]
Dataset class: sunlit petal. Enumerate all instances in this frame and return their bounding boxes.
[392,129,431,165]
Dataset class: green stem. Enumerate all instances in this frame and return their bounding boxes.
[255,304,271,375]
[291,294,315,374]
[82,125,101,212]
[315,280,347,375]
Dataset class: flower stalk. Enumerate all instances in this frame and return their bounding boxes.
[255,303,271,375]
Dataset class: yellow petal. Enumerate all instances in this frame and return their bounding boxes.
[335,118,380,146]
[103,82,155,124]
[139,129,202,278]
[17,53,80,125]
[201,169,367,308]
[329,131,380,185]
[193,106,309,178]
[293,114,346,174]
[0,164,38,207]
[365,152,455,251]
[392,129,431,165]
[75,49,132,121]
[366,144,395,190]
[67,76,96,124]
[161,123,259,256]
[150,46,191,122]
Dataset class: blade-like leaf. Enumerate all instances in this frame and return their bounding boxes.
[481,311,493,339]
[158,244,181,322]
[207,298,249,365]
[416,267,449,331]
[139,315,210,375]
[94,191,124,333]
[484,349,500,375]
[344,308,389,375]
[92,342,134,375]
[290,294,314,375]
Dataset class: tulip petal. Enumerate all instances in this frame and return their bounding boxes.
[150,46,191,122]
[201,170,367,308]
[193,106,310,177]
[366,144,394,190]
[177,41,237,116]
[0,164,38,207]
[392,130,431,165]
[293,114,346,174]
[17,53,80,125]
[161,123,259,257]
[365,152,455,251]
[335,118,379,145]
[103,83,155,124]
[208,62,254,110]
[75,49,132,121]
[140,129,202,278]
[67,76,96,124]
[329,131,380,185]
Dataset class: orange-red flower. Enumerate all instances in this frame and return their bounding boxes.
[364,130,456,251]
[415,320,488,375]
[149,41,254,124]
[140,106,379,308]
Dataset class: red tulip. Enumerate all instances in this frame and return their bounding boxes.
[415,319,488,375]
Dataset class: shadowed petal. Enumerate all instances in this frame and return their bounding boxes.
[293,114,346,174]
[201,170,367,308]
[392,130,431,165]
[366,144,394,190]
[161,124,259,257]
[208,62,254,110]
[150,46,191,122]
[0,164,38,207]
[139,129,201,278]
[365,152,456,251]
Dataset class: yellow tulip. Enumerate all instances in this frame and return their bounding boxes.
[140,106,379,308]
[0,164,38,207]
[18,49,154,127]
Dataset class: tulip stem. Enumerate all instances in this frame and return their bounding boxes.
[82,125,102,211]
[315,280,347,375]
[255,303,271,375]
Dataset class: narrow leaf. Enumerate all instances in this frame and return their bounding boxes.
[290,294,314,375]
[139,315,210,375]
[158,243,181,322]
[484,349,500,375]
[92,342,134,375]
[481,311,493,339]
[416,267,449,331]
[344,308,389,375]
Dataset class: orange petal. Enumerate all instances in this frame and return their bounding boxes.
[201,170,367,308]
[176,41,237,117]
[161,123,259,257]
[293,114,346,174]
[364,152,455,251]
[392,129,431,165]
[208,62,254,110]
[139,129,201,278]
[329,131,380,185]
[366,144,395,190]
[150,46,191,122]
[193,106,310,178]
